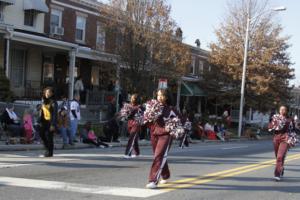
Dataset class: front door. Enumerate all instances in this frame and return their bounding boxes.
[10,49,26,96]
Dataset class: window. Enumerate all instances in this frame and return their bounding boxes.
[115,28,125,53]
[91,66,99,86]
[24,10,36,27]
[189,56,196,74]
[10,49,26,87]
[50,9,62,27]
[0,3,4,22]
[199,61,204,74]
[75,15,86,42]
[96,23,106,51]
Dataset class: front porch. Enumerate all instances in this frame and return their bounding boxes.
[0,30,119,103]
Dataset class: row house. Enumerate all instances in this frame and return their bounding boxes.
[0,0,210,114]
[0,0,118,101]
[176,41,209,116]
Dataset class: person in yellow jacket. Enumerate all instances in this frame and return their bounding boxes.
[40,87,58,157]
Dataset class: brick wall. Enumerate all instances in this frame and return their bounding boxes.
[45,0,114,51]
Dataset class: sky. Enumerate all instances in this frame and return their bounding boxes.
[99,0,300,85]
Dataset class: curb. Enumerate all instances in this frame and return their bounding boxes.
[0,136,272,152]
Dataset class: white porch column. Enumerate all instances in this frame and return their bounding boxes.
[68,48,76,100]
[4,36,10,78]
[115,63,121,112]
[176,79,182,111]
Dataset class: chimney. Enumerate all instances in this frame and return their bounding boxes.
[195,39,201,48]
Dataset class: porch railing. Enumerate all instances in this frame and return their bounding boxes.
[85,90,117,106]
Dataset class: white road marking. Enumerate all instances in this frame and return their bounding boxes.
[0,157,78,169]
[1,154,29,158]
[0,176,166,198]
[0,163,32,169]
[222,146,249,150]
[55,153,154,158]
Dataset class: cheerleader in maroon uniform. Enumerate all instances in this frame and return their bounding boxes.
[146,89,176,189]
[124,94,142,158]
[268,106,294,181]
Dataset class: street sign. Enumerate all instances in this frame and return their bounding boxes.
[158,79,168,89]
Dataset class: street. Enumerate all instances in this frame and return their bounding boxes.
[0,140,299,200]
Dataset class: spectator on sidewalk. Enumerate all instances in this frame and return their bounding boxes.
[69,93,81,143]
[194,120,205,141]
[1,103,22,138]
[58,106,72,148]
[104,97,119,142]
[80,121,110,148]
[205,121,217,140]
[32,104,41,144]
[23,108,34,144]
[59,94,70,111]
[74,76,85,104]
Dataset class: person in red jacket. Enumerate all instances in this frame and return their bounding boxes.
[146,89,175,189]
[124,94,142,158]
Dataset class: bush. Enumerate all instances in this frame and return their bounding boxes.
[0,67,13,101]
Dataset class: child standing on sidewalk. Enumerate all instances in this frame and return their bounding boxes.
[57,106,72,148]
[23,109,34,144]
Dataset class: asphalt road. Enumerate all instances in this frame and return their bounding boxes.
[0,140,299,200]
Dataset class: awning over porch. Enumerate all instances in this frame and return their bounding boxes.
[23,0,49,13]
[181,81,206,97]
[0,0,15,5]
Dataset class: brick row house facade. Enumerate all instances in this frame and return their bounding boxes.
[0,0,119,101]
[0,0,210,116]
[177,42,209,116]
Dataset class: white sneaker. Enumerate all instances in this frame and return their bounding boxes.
[146,182,157,189]
[274,176,281,181]
[131,155,137,158]
[159,179,168,184]
[123,155,131,159]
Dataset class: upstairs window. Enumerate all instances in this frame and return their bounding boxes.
[50,9,62,27]
[0,3,4,22]
[75,15,86,42]
[24,10,36,27]
[189,56,196,74]
[96,23,106,51]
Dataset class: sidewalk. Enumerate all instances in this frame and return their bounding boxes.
[0,135,273,152]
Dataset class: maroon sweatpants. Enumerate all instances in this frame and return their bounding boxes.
[124,132,140,156]
[273,133,289,177]
[148,134,172,183]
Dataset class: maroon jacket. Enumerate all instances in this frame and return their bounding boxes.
[153,105,180,136]
[269,116,293,135]
[127,104,141,134]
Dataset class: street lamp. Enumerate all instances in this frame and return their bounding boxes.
[237,5,286,138]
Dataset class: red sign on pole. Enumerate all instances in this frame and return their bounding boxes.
[158,79,168,89]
